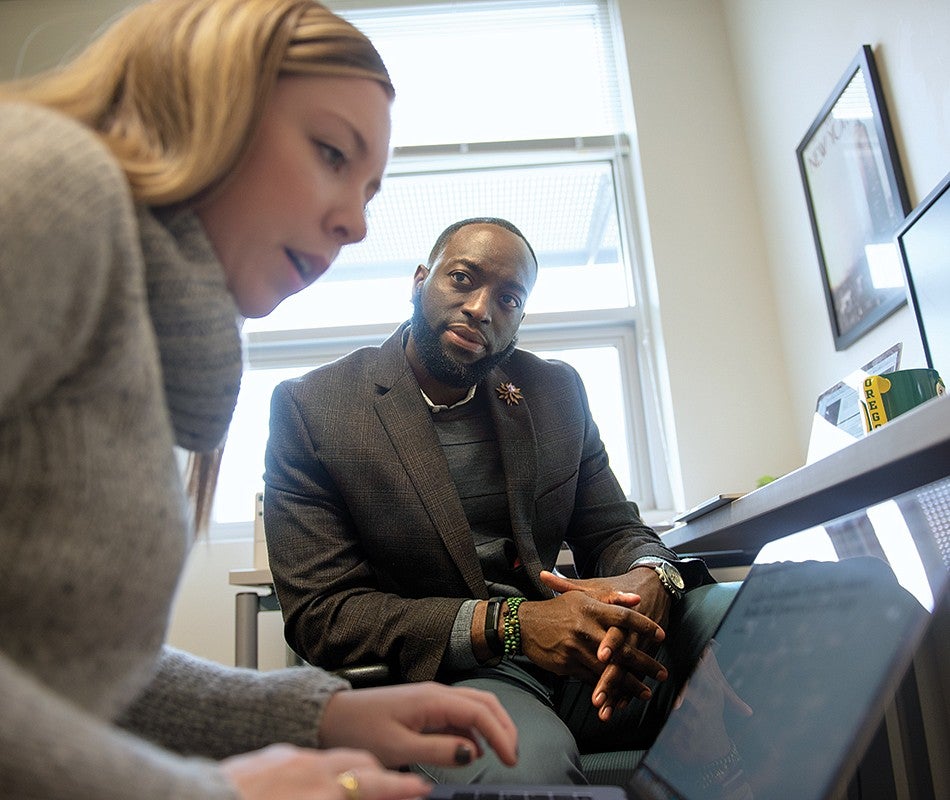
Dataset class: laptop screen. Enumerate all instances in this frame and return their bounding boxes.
[629,476,950,800]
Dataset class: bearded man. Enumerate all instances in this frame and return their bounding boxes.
[264,218,732,785]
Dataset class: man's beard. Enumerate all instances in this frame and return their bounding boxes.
[410,294,517,389]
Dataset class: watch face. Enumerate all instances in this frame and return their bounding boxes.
[636,558,685,597]
[663,563,686,590]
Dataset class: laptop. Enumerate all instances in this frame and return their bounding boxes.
[430,474,950,800]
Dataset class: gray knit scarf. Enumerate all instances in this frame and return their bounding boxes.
[139,207,243,452]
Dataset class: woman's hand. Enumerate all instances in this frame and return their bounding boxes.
[221,744,430,800]
[319,683,518,769]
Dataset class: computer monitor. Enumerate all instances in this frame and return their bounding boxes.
[896,170,950,378]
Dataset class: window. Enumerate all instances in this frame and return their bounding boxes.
[211,0,675,533]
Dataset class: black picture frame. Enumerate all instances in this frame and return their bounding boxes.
[796,45,911,350]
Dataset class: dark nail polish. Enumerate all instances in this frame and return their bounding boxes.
[454,744,473,765]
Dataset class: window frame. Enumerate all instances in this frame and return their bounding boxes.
[207,0,681,537]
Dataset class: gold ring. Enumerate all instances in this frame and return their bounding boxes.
[337,770,360,800]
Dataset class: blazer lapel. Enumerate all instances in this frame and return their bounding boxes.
[372,325,487,597]
[486,366,549,595]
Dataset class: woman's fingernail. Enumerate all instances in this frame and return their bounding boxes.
[454,744,473,765]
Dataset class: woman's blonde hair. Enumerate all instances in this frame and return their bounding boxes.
[2,0,393,531]
[2,0,393,207]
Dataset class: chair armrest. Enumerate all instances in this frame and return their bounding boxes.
[332,663,395,688]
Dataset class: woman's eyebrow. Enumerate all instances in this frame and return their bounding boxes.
[317,109,369,157]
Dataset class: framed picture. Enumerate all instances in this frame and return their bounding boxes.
[796,45,911,350]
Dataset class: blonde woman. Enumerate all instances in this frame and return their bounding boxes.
[0,1,517,798]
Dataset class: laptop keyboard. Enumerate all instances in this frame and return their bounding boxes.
[446,792,599,800]
[918,478,950,568]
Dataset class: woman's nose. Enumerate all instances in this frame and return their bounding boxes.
[329,192,368,245]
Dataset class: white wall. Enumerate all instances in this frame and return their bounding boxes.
[3,0,948,668]
[613,0,948,505]
[615,1,801,506]
[171,539,290,671]
[0,0,133,76]
[718,0,949,447]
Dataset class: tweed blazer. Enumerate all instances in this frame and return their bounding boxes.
[264,322,706,682]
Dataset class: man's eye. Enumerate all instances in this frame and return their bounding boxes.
[500,293,523,310]
[449,271,471,285]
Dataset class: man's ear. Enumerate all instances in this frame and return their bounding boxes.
[411,264,429,299]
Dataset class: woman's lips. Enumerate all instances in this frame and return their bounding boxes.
[285,247,329,284]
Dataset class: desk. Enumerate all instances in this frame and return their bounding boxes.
[662,394,950,565]
[661,394,950,799]
[229,567,280,669]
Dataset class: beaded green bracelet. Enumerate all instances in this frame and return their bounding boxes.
[503,597,526,657]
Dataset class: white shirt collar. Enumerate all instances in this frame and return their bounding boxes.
[420,384,477,413]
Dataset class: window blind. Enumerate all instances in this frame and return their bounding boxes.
[330,0,625,146]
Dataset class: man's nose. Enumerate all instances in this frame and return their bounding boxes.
[462,287,492,323]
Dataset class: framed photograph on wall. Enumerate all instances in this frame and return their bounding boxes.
[796,45,911,350]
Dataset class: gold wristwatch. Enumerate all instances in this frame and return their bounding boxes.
[634,557,685,601]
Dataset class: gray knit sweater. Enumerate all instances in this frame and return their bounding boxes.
[0,102,348,798]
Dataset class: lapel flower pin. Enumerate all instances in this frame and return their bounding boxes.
[496,381,523,406]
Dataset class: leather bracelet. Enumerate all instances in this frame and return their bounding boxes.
[503,597,526,658]
[483,598,504,661]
